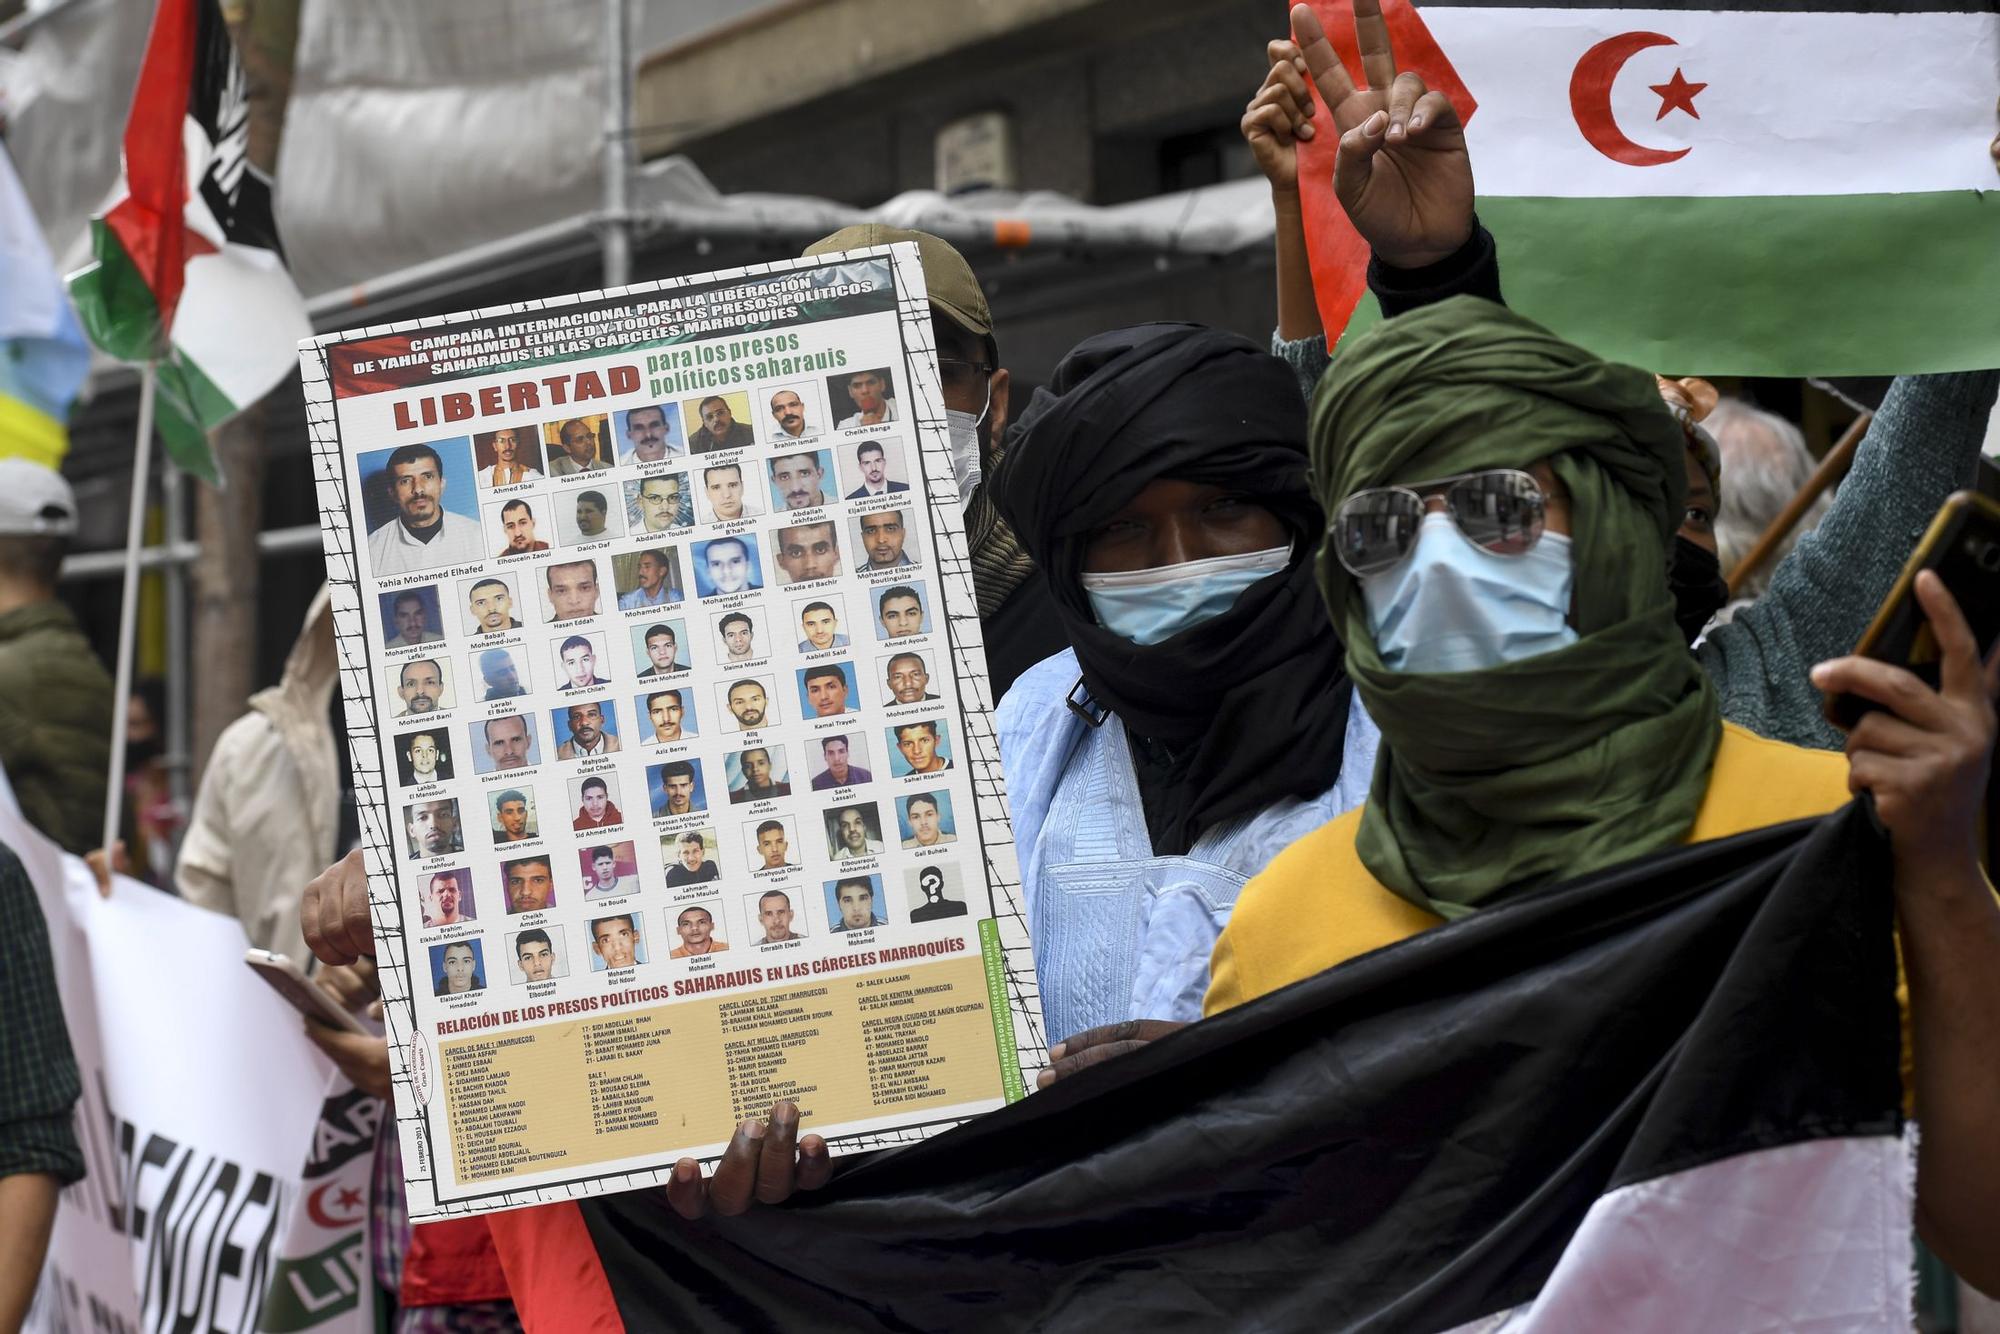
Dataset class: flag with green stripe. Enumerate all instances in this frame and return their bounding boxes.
[1300,0,2000,374]
[64,0,308,483]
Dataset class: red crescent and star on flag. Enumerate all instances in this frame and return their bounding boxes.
[306,1179,368,1229]
[1569,31,1707,166]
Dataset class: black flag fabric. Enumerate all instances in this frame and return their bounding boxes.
[528,804,1907,1332]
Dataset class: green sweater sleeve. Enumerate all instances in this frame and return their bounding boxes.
[1697,370,2000,750]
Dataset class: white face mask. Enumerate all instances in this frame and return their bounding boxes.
[1080,545,1293,646]
[946,378,992,501]
[1359,512,1577,673]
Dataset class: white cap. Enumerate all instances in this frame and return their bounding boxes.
[0,460,77,536]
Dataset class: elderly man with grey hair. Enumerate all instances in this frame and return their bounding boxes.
[1706,398,1829,601]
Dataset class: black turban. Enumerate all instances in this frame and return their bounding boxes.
[992,322,1353,854]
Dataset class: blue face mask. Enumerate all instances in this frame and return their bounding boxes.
[1081,545,1292,646]
[1360,512,1576,673]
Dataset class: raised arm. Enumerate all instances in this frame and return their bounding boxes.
[1814,574,2000,1292]
[1257,2,1494,398]
[1697,370,2000,749]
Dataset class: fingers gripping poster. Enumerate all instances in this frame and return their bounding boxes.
[301,245,1043,1219]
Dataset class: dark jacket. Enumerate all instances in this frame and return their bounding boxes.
[0,602,114,854]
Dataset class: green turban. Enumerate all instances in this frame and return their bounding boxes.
[1310,296,1720,916]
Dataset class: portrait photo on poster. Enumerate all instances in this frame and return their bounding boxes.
[662,826,722,886]
[872,581,932,641]
[499,852,558,915]
[488,786,540,845]
[795,594,850,654]
[692,534,763,598]
[542,413,611,477]
[418,867,476,926]
[851,506,919,575]
[471,644,531,701]
[460,572,530,637]
[725,743,792,804]
[556,485,624,547]
[636,686,698,745]
[711,603,767,667]
[837,435,911,501]
[550,696,621,759]
[507,924,569,984]
[797,660,860,720]
[746,884,807,944]
[551,631,612,693]
[357,438,484,575]
[897,788,957,848]
[684,390,755,454]
[887,716,954,776]
[402,797,464,860]
[626,472,694,534]
[696,459,764,525]
[745,815,799,873]
[614,403,686,465]
[826,366,899,432]
[430,938,487,996]
[570,771,626,832]
[474,425,546,487]
[807,730,873,790]
[762,381,825,446]
[668,899,730,957]
[767,448,836,514]
[648,757,708,818]
[613,547,684,614]
[484,493,554,559]
[824,872,888,932]
[881,649,940,707]
[387,656,454,718]
[395,725,456,787]
[468,712,542,775]
[578,841,641,901]
[717,674,779,733]
[542,556,606,623]
[379,584,445,648]
[822,800,884,860]
[587,911,648,972]
[629,618,689,679]
[771,518,843,586]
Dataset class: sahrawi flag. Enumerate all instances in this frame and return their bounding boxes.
[481,804,1910,1332]
[66,0,308,483]
[1299,0,2000,376]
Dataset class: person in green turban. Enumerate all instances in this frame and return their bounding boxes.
[1205,295,2000,1291]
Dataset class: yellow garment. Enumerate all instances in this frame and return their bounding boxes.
[1207,722,1853,1016]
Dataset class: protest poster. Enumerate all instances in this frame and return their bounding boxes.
[300,243,1043,1220]
[0,772,367,1334]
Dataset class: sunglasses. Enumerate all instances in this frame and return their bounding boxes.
[1333,468,1549,577]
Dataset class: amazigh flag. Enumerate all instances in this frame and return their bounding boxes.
[65,0,309,483]
[1300,0,2000,376]
[0,142,89,468]
[485,804,1909,1331]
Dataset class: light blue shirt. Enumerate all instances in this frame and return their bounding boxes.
[997,649,1378,1043]
[618,584,679,612]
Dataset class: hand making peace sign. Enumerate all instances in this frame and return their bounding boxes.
[1289,0,1475,269]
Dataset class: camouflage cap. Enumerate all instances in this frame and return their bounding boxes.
[803,225,992,339]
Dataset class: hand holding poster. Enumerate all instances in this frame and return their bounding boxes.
[301,244,1043,1219]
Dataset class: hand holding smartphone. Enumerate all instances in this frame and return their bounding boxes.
[1823,491,2000,731]
[244,949,370,1034]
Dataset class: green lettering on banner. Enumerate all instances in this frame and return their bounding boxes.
[257,1231,366,1332]
[978,919,1025,1103]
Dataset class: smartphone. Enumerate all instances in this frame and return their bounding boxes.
[244,949,370,1035]
[1824,491,2000,730]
